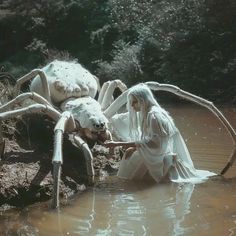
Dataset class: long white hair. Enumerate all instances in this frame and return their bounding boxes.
[127,83,174,140]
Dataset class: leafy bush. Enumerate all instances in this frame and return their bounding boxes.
[0,0,236,102]
[96,0,236,102]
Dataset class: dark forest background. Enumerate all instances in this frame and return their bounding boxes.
[0,0,236,103]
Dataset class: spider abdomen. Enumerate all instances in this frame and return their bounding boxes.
[30,60,98,104]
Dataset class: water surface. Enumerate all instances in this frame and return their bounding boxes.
[1,105,236,236]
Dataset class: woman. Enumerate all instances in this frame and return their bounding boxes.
[104,83,216,183]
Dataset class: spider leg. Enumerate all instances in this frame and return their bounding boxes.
[0,92,60,158]
[15,69,51,103]
[52,111,76,209]
[0,106,76,209]
[73,134,95,185]
[104,90,128,118]
[99,80,127,111]
[97,81,109,104]
[0,92,52,113]
[0,103,61,159]
[145,81,236,175]
[0,103,60,121]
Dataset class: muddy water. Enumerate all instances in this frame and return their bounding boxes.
[1,105,236,236]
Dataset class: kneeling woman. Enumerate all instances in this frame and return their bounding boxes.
[103,83,215,183]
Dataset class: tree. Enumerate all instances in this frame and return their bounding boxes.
[96,0,236,102]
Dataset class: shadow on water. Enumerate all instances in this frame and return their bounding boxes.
[0,105,236,236]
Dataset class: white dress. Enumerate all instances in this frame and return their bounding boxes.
[110,106,216,183]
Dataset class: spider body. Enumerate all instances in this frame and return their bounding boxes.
[0,60,128,209]
[30,60,109,139]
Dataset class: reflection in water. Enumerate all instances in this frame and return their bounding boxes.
[56,179,195,236]
[0,106,236,236]
[171,184,194,235]
[2,177,236,236]
[73,188,96,235]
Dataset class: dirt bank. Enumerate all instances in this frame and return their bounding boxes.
[0,116,120,209]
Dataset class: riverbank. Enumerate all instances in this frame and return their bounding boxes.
[0,117,119,209]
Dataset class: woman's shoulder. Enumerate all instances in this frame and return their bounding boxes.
[148,106,165,119]
[148,106,177,135]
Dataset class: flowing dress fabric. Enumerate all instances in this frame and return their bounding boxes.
[111,106,216,183]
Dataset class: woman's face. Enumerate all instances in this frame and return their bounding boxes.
[130,95,141,112]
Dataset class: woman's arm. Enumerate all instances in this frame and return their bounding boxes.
[103,140,139,149]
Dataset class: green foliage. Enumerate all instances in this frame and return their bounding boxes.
[97,40,142,85]
[96,0,236,103]
[0,0,110,72]
[0,0,236,102]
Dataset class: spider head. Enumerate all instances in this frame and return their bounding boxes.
[73,104,110,142]
[61,97,110,141]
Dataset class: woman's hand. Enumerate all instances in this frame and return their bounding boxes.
[124,147,136,159]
